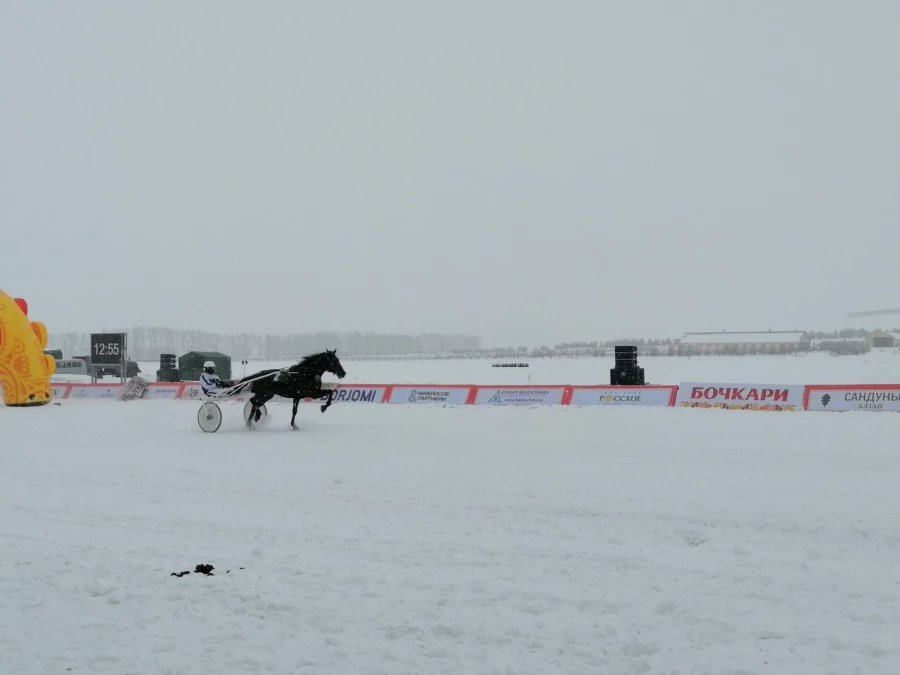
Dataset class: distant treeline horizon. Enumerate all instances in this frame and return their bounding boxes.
[48,327,483,361]
[46,326,891,362]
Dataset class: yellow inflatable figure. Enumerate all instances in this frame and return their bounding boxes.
[0,290,55,406]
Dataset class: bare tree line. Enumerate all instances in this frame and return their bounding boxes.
[47,326,893,362]
[48,327,481,362]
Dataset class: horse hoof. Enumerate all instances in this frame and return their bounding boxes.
[320,405,327,413]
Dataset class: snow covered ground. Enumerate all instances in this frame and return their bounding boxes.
[2,399,899,674]
[130,349,900,386]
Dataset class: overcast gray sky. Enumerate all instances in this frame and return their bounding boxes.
[2,1,898,346]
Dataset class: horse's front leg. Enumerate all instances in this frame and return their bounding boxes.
[320,388,335,413]
[291,397,301,430]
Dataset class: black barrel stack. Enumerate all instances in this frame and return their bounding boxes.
[610,345,645,386]
[157,353,181,383]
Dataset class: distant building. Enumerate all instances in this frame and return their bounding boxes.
[679,331,811,355]
[866,331,900,349]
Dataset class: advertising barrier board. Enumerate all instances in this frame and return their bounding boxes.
[675,382,804,411]
[179,383,206,400]
[43,382,189,401]
[804,384,900,412]
[321,385,388,404]
[67,384,121,400]
[388,385,473,405]
[178,383,387,404]
[143,384,184,400]
[30,380,900,417]
[50,384,72,399]
[473,386,568,406]
[569,385,677,407]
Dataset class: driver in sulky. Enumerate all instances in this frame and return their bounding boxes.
[199,360,234,396]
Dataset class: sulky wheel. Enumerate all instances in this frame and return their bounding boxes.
[198,401,223,433]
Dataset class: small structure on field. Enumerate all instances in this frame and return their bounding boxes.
[866,331,900,349]
[679,330,810,355]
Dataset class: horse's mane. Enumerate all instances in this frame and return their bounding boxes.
[277,350,333,372]
[298,349,333,364]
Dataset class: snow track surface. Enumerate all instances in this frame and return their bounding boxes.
[2,401,899,674]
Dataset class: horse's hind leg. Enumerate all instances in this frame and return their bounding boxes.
[246,395,259,428]
[252,393,274,425]
[247,393,270,428]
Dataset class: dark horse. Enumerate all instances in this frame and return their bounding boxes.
[232,349,346,430]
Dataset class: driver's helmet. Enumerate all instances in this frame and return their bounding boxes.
[203,360,216,374]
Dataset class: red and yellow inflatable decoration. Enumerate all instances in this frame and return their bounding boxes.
[0,290,55,406]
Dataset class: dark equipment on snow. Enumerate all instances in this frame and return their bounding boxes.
[610,345,645,386]
[170,564,245,577]
[157,353,181,382]
[73,354,141,380]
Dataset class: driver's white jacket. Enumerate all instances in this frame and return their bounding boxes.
[200,372,226,396]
